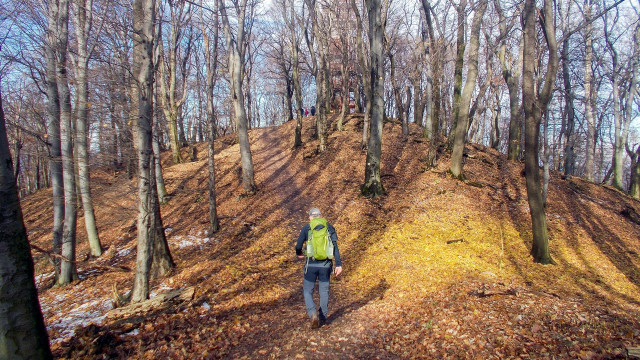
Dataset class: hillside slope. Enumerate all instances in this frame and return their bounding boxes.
[23,114,640,359]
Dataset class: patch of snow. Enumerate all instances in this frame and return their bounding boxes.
[117,247,132,257]
[165,227,174,233]
[46,299,112,345]
[201,302,210,310]
[173,234,212,249]
[35,272,55,284]
[150,283,173,299]
[124,328,139,336]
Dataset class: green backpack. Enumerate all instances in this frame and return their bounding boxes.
[306,217,334,260]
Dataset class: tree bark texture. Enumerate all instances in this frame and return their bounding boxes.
[561,37,576,176]
[449,1,487,179]
[45,1,64,276]
[496,1,522,161]
[362,0,385,198]
[204,9,220,234]
[56,0,78,285]
[448,0,467,148]
[131,0,156,303]
[72,0,102,257]
[522,0,557,265]
[351,0,371,149]
[0,91,53,360]
[583,0,595,182]
[152,121,168,203]
[219,0,256,194]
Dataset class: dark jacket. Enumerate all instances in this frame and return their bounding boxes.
[295,222,342,267]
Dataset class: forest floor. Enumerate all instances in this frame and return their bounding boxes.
[23,114,640,359]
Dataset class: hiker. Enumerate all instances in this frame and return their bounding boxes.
[296,208,342,328]
[305,108,309,117]
[310,105,316,116]
[299,108,304,117]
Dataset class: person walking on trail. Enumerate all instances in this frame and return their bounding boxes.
[296,208,342,329]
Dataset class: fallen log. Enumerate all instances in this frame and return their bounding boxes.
[107,287,195,319]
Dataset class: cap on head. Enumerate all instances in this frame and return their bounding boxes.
[309,208,322,218]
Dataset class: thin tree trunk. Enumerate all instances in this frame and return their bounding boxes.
[561,37,576,175]
[584,0,595,182]
[56,0,78,284]
[131,0,156,303]
[362,0,385,197]
[72,0,102,257]
[448,0,467,148]
[351,0,371,150]
[0,90,53,360]
[45,0,64,278]
[450,1,487,178]
[152,120,168,203]
[219,0,256,194]
[522,0,557,265]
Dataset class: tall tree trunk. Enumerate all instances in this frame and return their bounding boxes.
[72,0,102,257]
[337,31,349,132]
[362,0,385,197]
[152,120,168,203]
[522,0,557,265]
[496,0,523,161]
[583,0,595,182]
[351,0,371,150]
[56,0,78,285]
[45,0,64,278]
[219,0,256,194]
[448,0,467,148]
[204,5,220,235]
[561,37,576,175]
[131,0,156,303]
[0,90,53,360]
[421,0,441,165]
[624,24,640,194]
[450,1,487,178]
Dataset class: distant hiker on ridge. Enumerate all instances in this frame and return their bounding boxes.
[296,208,342,329]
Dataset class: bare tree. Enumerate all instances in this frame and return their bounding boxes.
[447,0,467,149]
[281,0,304,147]
[449,0,487,179]
[218,0,257,194]
[203,0,220,234]
[361,0,385,197]
[71,0,103,256]
[351,0,371,149]
[131,0,157,302]
[158,0,192,164]
[522,0,557,264]
[56,0,79,285]
[45,0,65,278]
[583,0,596,182]
[495,0,523,161]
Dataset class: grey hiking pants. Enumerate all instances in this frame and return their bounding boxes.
[303,260,332,318]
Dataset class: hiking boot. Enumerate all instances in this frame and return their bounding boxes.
[310,312,319,329]
[319,310,327,327]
